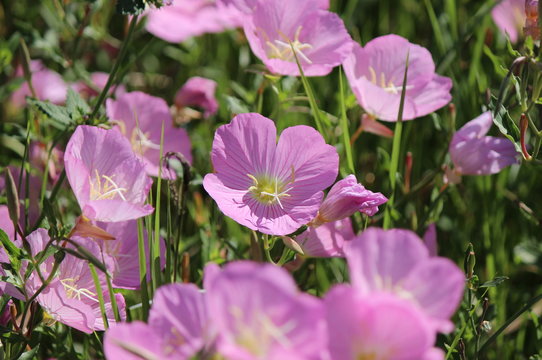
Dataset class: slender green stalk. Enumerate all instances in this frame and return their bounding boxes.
[90,15,139,120]
[339,67,355,174]
[104,266,121,323]
[89,263,108,330]
[383,52,410,229]
[137,218,150,319]
[30,169,66,232]
[152,121,165,292]
[262,234,275,264]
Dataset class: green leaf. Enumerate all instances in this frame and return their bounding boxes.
[0,228,21,265]
[116,0,146,15]
[17,344,39,360]
[490,101,521,153]
[66,88,91,118]
[27,99,72,129]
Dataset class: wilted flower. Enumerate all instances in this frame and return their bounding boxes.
[175,77,219,117]
[325,285,443,360]
[491,0,526,43]
[243,0,353,76]
[105,283,208,359]
[346,227,465,333]
[205,261,327,359]
[145,0,242,43]
[106,91,192,178]
[203,113,338,235]
[294,218,355,257]
[311,174,387,226]
[447,111,518,183]
[11,60,68,107]
[64,125,154,222]
[343,34,452,121]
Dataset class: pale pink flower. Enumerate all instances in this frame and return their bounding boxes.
[344,34,452,121]
[346,227,465,333]
[219,0,329,13]
[295,218,355,257]
[64,125,154,222]
[205,261,327,360]
[105,283,208,359]
[325,285,443,360]
[145,0,243,43]
[20,229,126,333]
[175,77,219,117]
[203,113,338,235]
[312,174,387,226]
[448,111,518,180]
[106,91,192,178]
[11,61,68,107]
[243,0,353,76]
[72,72,126,99]
[423,223,438,257]
[491,0,525,43]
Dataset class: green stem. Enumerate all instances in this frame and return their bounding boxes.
[89,263,109,330]
[90,15,139,120]
[137,218,150,320]
[262,234,275,264]
[152,121,165,292]
[339,67,355,174]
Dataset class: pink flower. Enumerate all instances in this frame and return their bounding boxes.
[175,77,219,117]
[11,61,68,107]
[105,283,208,359]
[491,0,525,43]
[448,112,518,179]
[312,174,387,226]
[423,223,438,257]
[325,285,443,360]
[220,0,329,14]
[145,0,243,43]
[243,0,353,76]
[345,227,465,333]
[295,217,355,257]
[106,91,192,178]
[203,113,338,235]
[65,125,154,222]
[205,261,327,360]
[343,34,452,121]
[21,229,126,333]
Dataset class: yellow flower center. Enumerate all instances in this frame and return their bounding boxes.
[247,173,294,208]
[367,66,414,95]
[266,26,313,64]
[60,277,99,303]
[89,170,127,201]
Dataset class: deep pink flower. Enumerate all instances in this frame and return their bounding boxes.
[346,227,465,333]
[65,125,154,222]
[175,77,219,117]
[491,0,525,43]
[295,218,355,257]
[20,229,126,333]
[448,111,518,179]
[105,283,208,359]
[205,261,327,360]
[11,61,68,107]
[343,34,452,121]
[243,0,353,76]
[106,91,192,178]
[312,174,387,226]
[203,113,338,235]
[325,285,442,360]
[145,0,243,43]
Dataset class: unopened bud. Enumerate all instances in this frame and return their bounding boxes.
[281,236,305,255]
[520,113,532,160]
[68,216,115,241]
[464,243,476,279]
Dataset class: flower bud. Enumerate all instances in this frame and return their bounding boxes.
[312,175,387,226]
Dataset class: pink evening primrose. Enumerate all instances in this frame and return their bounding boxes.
[204,261,327,360]
[447,111,518,183]
[295,217,356,257]
[203,113,339,235]
[105,283,208,359]
[243,0,353,76]
[491,0,525,43]
[325,285,444,360]
[106,91,193,178]
[219,0,329,14]
[175,77,219,117]
[345,227,465,333]
[343,34,452,121]
[145,0,243,43]
[11,60,68,107]
[18,229,126,333]
[311,174,387,227]
[64,125,154,222]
